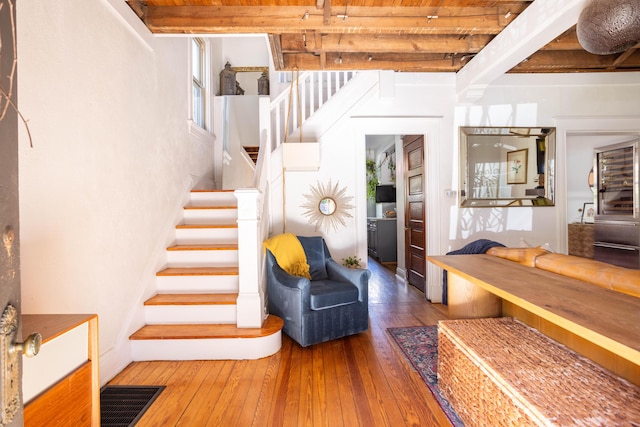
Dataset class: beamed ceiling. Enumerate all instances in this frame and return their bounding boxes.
[126,0,640,73]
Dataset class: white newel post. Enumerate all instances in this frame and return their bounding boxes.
[234,188,264,328]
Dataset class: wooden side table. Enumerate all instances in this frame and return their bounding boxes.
[568,223,594,258]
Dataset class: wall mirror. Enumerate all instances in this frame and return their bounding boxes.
[319,197,336,215]
[302,180,355,232]
[459,127,556,207]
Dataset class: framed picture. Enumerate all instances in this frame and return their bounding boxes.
[582,202,595,223]
[507,149,528,184]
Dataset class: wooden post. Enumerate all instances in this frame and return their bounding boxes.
[447,273,501,319]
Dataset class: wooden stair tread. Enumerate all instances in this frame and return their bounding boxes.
[145,293,238,306]
[184,205,237,210]
[156,266,239,276]
[190,189,235,193]
[166,243,238,251]
[129,316,284,340]
[176,223,237,229]
[243,146,259,163]
[167,243,238,251]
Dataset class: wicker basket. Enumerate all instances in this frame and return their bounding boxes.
[438,317,640,426]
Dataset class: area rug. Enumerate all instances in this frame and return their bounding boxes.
[387,325,464,427]
[100,385,165,426]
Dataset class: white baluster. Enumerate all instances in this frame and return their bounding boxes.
[301,75,308,122]
[309,73,316,118]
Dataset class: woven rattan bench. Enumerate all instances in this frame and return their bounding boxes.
[438,317,640,427]
[428,254,640,386]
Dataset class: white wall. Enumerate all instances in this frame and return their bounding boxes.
[17,0,215,383]
[279,71,640,302]
[219,36,271,96]
[464,74,640,252]
[220,96,260,189]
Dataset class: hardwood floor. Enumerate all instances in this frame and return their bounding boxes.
[107,258,451,426]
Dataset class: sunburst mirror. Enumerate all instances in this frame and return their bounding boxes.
[301,180,354,232]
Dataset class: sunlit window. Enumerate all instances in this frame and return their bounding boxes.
[192,38,205,129]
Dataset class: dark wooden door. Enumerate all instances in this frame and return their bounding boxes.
[403,135,426,292]
[1,1,24,424]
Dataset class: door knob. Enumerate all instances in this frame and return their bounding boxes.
[13,332,42,358]
[1,304,41,424]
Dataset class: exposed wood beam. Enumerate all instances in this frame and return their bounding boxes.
[127,0,146,19]
[268,34,284,70]
[125,1,630,75]
[316,32,327,69]
[539,29,584,51]
[512,50,632,72]
[280,33,493,54]
[282,52,461,72]
[323,0,331,26]
[609,43,640,69]
[131,5,517,35]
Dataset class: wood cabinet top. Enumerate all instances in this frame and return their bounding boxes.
[428,254,640,365]
[22,314,97,344]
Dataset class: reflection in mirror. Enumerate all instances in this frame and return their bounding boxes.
[319,198,337,216]
[459,127,556,207]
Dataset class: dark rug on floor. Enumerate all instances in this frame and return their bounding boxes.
[387,325,464,427]
[100,385,165,427]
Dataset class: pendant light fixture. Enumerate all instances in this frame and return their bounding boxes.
[577,0,640,55]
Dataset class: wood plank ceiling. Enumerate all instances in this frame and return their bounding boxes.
[126,0,640,73]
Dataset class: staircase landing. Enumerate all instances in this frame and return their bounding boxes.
[130,315,284,340]
[129,316,283,360]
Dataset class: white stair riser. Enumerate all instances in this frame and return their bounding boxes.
[175,227,238,244]
[144,305,237,324]
[189,192,237,206]
[156,275,239,293]
[183,209,238,224]
[131,332,282,361]
[166,249,239,267]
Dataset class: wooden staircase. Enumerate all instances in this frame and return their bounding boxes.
[129,189,283,360]
[243,146,259,164]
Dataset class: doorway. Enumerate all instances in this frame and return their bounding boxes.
[357,117,441,302]
[365,135,399,270]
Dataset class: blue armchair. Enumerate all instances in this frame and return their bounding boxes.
[265,236,370,347]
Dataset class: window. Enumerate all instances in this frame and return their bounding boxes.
[191,38,205,129]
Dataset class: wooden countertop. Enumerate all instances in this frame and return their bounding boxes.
[428,254,640,365]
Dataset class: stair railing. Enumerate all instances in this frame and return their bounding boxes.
[270,70,357,146]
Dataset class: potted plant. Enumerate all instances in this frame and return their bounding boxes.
[342,256,362,269]
[387,154,396,182]
[366,159,379,201]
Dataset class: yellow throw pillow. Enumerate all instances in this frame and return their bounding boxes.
[263,233,312,279]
